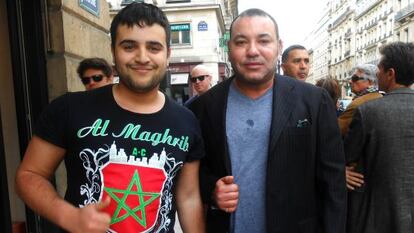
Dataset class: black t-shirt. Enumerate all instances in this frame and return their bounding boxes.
[35,85,204,233]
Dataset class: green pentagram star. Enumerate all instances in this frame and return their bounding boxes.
[104,170,161,228]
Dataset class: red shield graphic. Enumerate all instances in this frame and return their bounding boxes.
[100,162,166,233]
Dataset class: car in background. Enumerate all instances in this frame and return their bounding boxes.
[338,98,352,113]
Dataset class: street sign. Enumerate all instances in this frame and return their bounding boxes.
[79,0,100,17]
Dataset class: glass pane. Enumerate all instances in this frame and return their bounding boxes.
[182,31,191,44]
[171,31,180,44]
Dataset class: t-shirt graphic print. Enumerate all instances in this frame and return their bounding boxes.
[80,142,181,233]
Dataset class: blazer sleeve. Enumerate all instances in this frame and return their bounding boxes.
[343,108,365,164]
[316,90,347,233]
[188,98,222,206]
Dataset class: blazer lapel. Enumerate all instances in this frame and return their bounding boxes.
[207,78,233,174]
[268,75,297,158]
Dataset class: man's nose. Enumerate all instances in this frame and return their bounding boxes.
[247,42,259,56]
[135,48,150,63]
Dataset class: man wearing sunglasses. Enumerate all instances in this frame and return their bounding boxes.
[77,57,114,91]
[338,64,382,137]
[184,64,212,106]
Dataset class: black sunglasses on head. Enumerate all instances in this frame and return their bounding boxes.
[351,74,366,82]
[81,74,104,85]
[190,75,208,83]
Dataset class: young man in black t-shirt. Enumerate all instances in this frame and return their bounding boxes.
[15,3,205,233]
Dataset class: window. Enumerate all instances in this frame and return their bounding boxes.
[404,28,409,42]
[171,23,191,45]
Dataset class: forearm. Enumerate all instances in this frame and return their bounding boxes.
[177,196,205,233]
[15,170,78,232]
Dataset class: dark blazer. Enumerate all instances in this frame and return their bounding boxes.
[189,75,347,233]
[344,87,414,233]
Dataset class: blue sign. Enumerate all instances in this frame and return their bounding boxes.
[79,0,100,17]
[198,21,208,31]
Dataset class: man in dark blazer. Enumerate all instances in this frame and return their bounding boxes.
[189,8,346,233]
[344,42,414,233]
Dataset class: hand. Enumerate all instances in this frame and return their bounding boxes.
[71,197,112,233]
[346,166,364,190]
[213,176,239,213]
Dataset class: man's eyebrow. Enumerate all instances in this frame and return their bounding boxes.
[147,40,165,47]
[232,34,247,40]
[118,39,136,45]
[258,33,272,38]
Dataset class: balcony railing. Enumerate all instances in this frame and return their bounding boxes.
[395,3,414,22]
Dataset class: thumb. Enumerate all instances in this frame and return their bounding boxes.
[221,176,234,185]
[95,196,111,211]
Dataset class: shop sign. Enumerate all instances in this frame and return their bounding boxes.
[171,24,190,31]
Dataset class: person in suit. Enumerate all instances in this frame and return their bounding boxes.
[281,45,310,81]
[344,42,414,233]
[189,8,346,233]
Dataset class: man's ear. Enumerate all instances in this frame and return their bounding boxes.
[281,63,287,72]
[387,67,396,80]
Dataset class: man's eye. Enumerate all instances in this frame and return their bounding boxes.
[148,46,162,52]
[122,44,135,51]
[235,40,246,45]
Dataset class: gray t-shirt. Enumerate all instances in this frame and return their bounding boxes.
[226,82,273,233]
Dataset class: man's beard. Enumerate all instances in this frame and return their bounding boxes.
[232,65,276,86]
[119,71,166,94]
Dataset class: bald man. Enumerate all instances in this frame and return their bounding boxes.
[184,64,212,106]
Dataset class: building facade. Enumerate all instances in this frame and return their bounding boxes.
[307,0,414,97]
[354,0,394,66]
[160,0,231,104]
[305,2,332,83]
[394,0,414,43]
[327,0,355,89]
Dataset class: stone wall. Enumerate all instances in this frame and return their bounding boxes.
[47,0,113,99]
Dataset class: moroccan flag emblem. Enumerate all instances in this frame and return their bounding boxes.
[100,162,167,233]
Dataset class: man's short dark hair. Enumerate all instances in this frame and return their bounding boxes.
[110,2,170,49]
[281,45,307,63]
[379,42,414,86]
[77,57,113,79]
[229,8,280,40]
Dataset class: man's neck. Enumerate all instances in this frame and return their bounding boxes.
[386,83,409,93]
[233,76,274,99]
[112,83,165,114]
